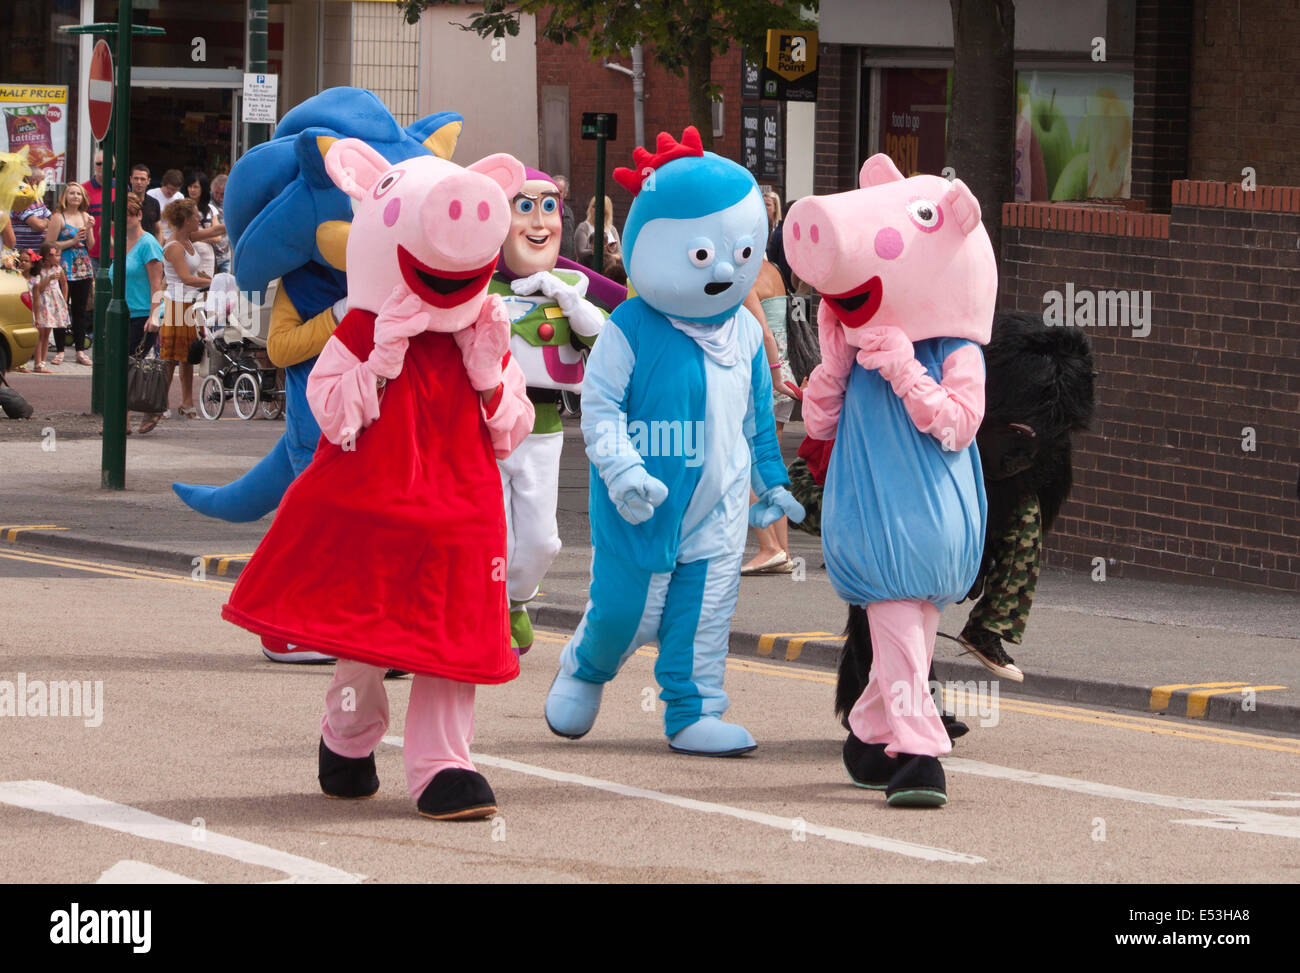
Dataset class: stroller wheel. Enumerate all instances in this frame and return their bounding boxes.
[199,374,224,420]
[233,372,260,420]
[261,394,284,421]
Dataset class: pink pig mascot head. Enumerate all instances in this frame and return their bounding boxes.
[784,154,997,347]
[324,137,526,331]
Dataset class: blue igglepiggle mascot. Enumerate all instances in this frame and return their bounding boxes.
[171,88,463,524]
[544,126,805,756]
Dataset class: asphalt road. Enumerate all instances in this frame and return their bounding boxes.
[1,549,1297,884]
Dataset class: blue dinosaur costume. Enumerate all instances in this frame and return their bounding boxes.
[544,127,804,756]
[172,88,463,521]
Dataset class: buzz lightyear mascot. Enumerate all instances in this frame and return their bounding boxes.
[490,168,607,653]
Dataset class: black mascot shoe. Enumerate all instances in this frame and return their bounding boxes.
[416,768,498,821]
[318,738,380,799]
[941,711,969,741]
[842,732,903,790]
[885,754,948,808]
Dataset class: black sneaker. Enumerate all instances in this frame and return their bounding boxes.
[958,626,1024,683]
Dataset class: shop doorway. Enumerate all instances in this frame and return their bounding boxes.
[128,86,239,182]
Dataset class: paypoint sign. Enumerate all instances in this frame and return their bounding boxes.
[761,30,817,102]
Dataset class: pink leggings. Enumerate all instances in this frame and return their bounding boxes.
[321,660,477,800]
[847,599,953,759]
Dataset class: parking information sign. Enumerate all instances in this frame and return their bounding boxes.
[242,73,278,124]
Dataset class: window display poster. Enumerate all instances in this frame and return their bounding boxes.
[1015,71,1134,202]
[0,85,69,183]
[877,68,949,178]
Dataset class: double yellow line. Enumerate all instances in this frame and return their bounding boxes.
[0,547,234,592]
[4,554,1297,757]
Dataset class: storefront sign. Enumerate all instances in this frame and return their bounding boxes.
[741,103,781,181]
[877,68,949,178]
[0,84,69,183]
[761,30,818,102]
[242,73,279,125]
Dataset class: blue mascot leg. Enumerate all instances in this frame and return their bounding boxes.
[660,551,755,756]
[172,434,297,523]
[545,547,670,739]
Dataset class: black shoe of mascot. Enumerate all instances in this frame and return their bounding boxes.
[832,310,1096,738]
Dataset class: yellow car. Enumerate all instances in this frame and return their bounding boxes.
[0,270,37,372]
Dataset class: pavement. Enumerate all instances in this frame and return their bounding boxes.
[2,371,1298,734]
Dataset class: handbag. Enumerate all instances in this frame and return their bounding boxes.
[126,337,171,414]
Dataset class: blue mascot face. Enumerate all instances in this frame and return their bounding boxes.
[619,143,766,326]
[628,187,767,324]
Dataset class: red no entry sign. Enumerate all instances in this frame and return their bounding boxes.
[88,40,113,142]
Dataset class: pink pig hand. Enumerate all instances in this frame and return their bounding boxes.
[454,293,511,392]
[855,326,915,383]
[368,290,431,380]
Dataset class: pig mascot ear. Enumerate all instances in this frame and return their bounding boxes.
[859,153,905,188]
[467,153,527,200]
[324,137,391,200]
[942,178,983,235]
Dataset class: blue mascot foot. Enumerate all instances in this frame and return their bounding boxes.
[668,717,757,757]
[545,670,604,739]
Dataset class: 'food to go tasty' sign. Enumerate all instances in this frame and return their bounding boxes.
[0,85,69,183]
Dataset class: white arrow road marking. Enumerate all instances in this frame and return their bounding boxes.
[946,758,1300,839]
[97,860,204,884]
[0,781,363,884]
[381,737,983,864]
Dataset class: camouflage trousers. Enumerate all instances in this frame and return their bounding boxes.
[787,456,823,536]
[966,493,1042,645]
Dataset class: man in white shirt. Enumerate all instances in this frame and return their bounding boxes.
[147,169,185,241]
[146,169,185,209]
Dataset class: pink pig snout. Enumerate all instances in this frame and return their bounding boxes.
[417,170,511,270]
[785,196,898,296]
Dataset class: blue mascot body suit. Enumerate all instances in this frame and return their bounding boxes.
[171,88,463,521]
[544,127,804,756]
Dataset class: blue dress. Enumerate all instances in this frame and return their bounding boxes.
[823,337,987,609]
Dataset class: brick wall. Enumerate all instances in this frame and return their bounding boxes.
[1000,185,1300,592]
[1131,0,1193,212]
[812,43,860,196]
[1188,0,1300,186]
[535,36,743,228]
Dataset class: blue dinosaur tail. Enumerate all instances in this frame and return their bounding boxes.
[172,434,296,523]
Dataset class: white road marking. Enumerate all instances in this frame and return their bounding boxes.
[97,860,204,884]
[380,737,983,864]
[946,758,1300,839]
[0,781,363,883]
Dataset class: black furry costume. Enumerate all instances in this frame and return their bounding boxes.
[827,311,1096,723]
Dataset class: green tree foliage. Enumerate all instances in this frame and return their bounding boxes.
[397,0,817,148]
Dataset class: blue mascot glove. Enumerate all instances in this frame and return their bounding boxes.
[750,486,805,529]
[607,466,669,525]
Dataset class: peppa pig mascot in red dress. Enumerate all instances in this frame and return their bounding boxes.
[223,138,534,820]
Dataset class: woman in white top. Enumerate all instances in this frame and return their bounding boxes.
[159,198,211,418]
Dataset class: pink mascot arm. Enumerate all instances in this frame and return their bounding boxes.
[801,300,855,440]
[480,354,534,459]
[879,343,985,449]
[307,335,385,444]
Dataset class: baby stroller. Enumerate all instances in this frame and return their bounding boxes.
[196,274,284,421]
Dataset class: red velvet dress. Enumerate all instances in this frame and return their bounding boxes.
[223,309,519,684]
